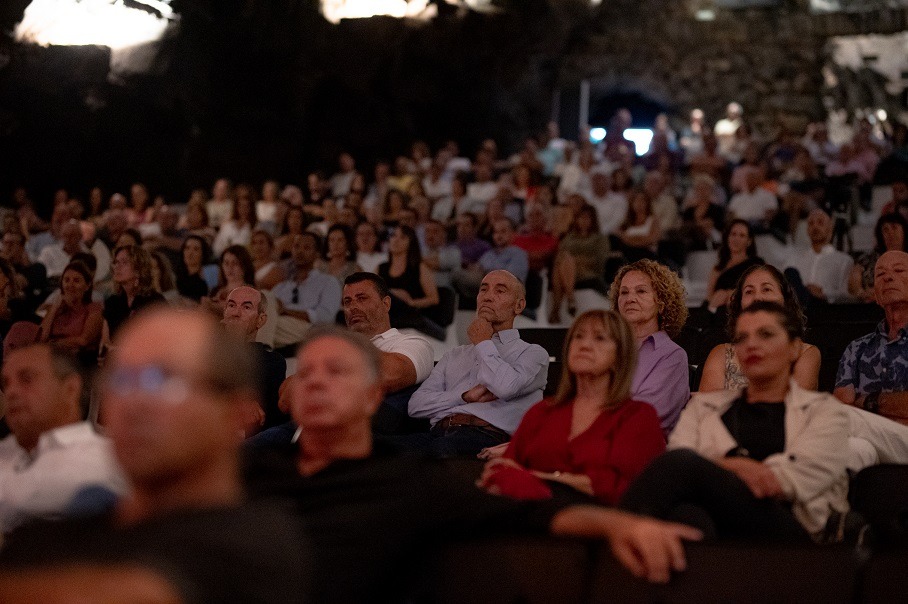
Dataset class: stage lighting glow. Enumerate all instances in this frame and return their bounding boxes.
[15,0,175,51]
[626,129,654,155]
[320,0,436,23]
[588,128,653,155]
[589,127,607,142]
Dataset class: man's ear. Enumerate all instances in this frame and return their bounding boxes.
[256,312,268,331]
[383,295,392,312]
[514,297,526,316]
[63,373,83,418]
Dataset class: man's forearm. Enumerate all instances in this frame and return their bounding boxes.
[857,391,908,425]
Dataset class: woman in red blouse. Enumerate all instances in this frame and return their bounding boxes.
[479,309,665,504]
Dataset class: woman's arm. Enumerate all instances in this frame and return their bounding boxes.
[792,344,821,391]
[408,264,440,309]
[256,264,286,291]
[37,300,61,342]
[705,267,719,300]
[697,344,727,392]
[47,305,104,352]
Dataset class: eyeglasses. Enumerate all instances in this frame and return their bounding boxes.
[103,364,191,404]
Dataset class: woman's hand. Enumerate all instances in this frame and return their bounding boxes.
[716,457,784,499]
[533,470,594,496]
[477,442,509,460]
[476,457,523,490]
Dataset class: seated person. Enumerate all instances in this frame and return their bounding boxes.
[1,309,308,604]
[835,251,908,425]
[848,213,908,302]
[784,209,853,305]
[480,310,665,505]
[342,272,433,434]
[609,260,690,435]
[453,218,528,302]
[0,343,126,536]
[700,264,820,392]
[549,204,611,324]
[622,302,850,542]
[37,260,103,368]
[704,220,763,311]
[247,324,702,601]
[103,245,165,341]
[271,232,342,348]
[405,270,549,457]
[378,225,443,341]
[221,286,286,432]
[727,167,778,232]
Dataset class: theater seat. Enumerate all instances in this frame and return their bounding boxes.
[425,286,457,328]
[589,542,860,604]
[409,537,590,604]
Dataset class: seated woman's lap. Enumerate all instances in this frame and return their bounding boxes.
[620,449,809,542]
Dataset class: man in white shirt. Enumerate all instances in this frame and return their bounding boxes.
[785,209,854,304]
[342,272,434,434]
[465,163,498,214]
[587,169,628,236]
[37,220,88,279]
[0,343,126,535]
[727,168,778,231]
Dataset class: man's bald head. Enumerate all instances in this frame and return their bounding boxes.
[486,269,525,301]
[476,270,526,331]
[223,286,267,341]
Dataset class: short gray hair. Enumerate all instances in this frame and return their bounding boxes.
[297,325,381,383]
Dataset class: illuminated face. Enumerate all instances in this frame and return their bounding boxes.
[727,222,752,255]
[292,336,380,432]
[183,238,204,268]
[874,251,908,306]
[343,280,390,337]
[476,271,523,326]
[567,317,617,378]
[881,222,905,252]
[733,310,799,384]
[617,271,659,334]
[740,269,784,309]
[112,250,136,285]
[61,268,90,304]
[222,286,264,339]
[221,252,244,283]
[356,223,378,253]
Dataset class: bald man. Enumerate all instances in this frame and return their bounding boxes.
[784,209,854,305]
[1,309,308,603]
[406,270,549,456]
[835,251,908,424]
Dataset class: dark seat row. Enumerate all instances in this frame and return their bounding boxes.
[408,536,904,604]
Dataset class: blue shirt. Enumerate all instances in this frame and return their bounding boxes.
[835,320,908,395]
[479,245,529,283]
[272,269,341,325]
[408,328,549,433]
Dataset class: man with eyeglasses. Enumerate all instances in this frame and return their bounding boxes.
[0,343,125,537]
[271,232,341,348]
[1,309,308,604]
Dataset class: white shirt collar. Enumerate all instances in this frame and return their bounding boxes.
[371,328,400,343]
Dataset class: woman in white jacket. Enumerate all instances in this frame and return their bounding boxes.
[622,300,850,541]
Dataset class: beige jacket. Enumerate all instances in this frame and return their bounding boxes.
[669,380,850,536]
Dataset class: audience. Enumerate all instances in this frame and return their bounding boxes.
[0,343,126,536]
[341,272,434,434]
[835,251,908,424]
[701,264,820,392]
[610,259,690,434]
[549,204,610,324]
[406,270,549,456]
[623,301,849,541]
[480,309,664,505]
[5,116,908,598]
[271,232,341,348]
[784,209,854,306]
[0,309,309,603]
[705,219,762,310]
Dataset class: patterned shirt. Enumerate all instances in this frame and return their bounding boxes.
[835,320,908,395]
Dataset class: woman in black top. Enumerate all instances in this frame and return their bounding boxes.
[175,234,211,302]
[377,225,441,339]
[104,245,165,339]
[705,219,762,310]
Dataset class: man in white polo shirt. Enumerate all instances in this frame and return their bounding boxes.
[342,272,434,434]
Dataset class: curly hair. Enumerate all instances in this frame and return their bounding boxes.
[608,259,688,339]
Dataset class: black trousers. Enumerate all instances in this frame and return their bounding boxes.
[620,449,810,541]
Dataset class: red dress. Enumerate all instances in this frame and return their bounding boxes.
[485,398,665,505]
